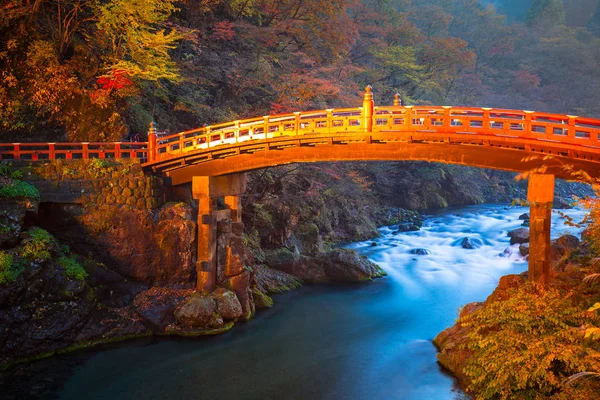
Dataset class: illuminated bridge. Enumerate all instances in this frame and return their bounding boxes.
[2,87,599,289]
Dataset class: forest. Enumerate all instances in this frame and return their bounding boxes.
[2,0,600,143]
[2,1,600,399]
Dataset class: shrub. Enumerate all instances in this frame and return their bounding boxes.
[20,227,54,262]
[58,256,88,280]
[459,282,600,400]
[0,251,24,284]
[0,180,40,200]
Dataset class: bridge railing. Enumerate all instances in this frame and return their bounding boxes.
[148,102,600,163]
[3,88,600,164]
[150,108,365,161]
[0,142,148,161]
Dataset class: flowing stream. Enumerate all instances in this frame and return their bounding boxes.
[2,204,587,400]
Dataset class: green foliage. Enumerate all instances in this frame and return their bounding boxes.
[20,227,54,262]
[58,256,88,280]
[0,162,24,180]
[527,0,566,28]
[0,251,23,285]
[459,283,600,400]
[0,180,40,200]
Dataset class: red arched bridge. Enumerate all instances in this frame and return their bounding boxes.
[1,87,599,290]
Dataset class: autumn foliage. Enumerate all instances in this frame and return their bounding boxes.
[2,1,600,143]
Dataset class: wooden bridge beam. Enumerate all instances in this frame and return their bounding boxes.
[527,174,555,284]
[192,173,247,292]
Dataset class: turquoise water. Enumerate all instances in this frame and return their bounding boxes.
[1,205,586,400]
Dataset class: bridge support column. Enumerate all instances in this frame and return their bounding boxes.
[192,173,247,292]
[527,174,555,284]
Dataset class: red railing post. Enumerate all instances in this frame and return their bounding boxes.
[362,85,374,133]
[14,143,20,160]
[148,121,157,162]
[567,115,577,140]
[523,111,533,135]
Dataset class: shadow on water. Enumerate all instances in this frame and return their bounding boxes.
[0,205,586,400]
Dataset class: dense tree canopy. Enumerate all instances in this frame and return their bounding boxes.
[2,0,600,141]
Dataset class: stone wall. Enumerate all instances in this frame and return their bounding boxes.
[11,159,196,286]
[12,159,164,208]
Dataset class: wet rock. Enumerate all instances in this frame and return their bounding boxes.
[434,301,482,385]
[174,293,220,328]
[507,228,529,245]
[265,248,327,283]
[251,287,273,309]
[518,213,530,220]
[253,265,302,293]
[410,248,431,255]
[521,220,530,227]
[211,287,243,321]
[398,223,420,232]
[317,248,386,282]
[133,287,188,331]
[519,243,530,257]
[550,234,580,262]
[223,269,255,320]
[553,197,573,209]
[370,242,377,247]
[454,237,483,250]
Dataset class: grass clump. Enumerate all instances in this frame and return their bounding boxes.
[0,251,24,284]
[20,227,54,262]
[58,256,88,280]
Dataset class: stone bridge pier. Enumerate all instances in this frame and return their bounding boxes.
[192,173,246,292]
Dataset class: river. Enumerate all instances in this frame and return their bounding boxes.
[1,204,587,400]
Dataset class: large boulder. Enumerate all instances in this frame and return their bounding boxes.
[210,287,243,321]
[174,293,222,328]
[551,234,580,263]
[434,301,482,385]
[133,287,189,331]
[508,228,529,245]
[317,248,386,282]
[264,248,327,283]
[222,270,255,320]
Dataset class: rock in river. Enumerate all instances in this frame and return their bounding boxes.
[410,248,431,255]
[507,228,529,245]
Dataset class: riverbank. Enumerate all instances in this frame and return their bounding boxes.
[434,234,600,399]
